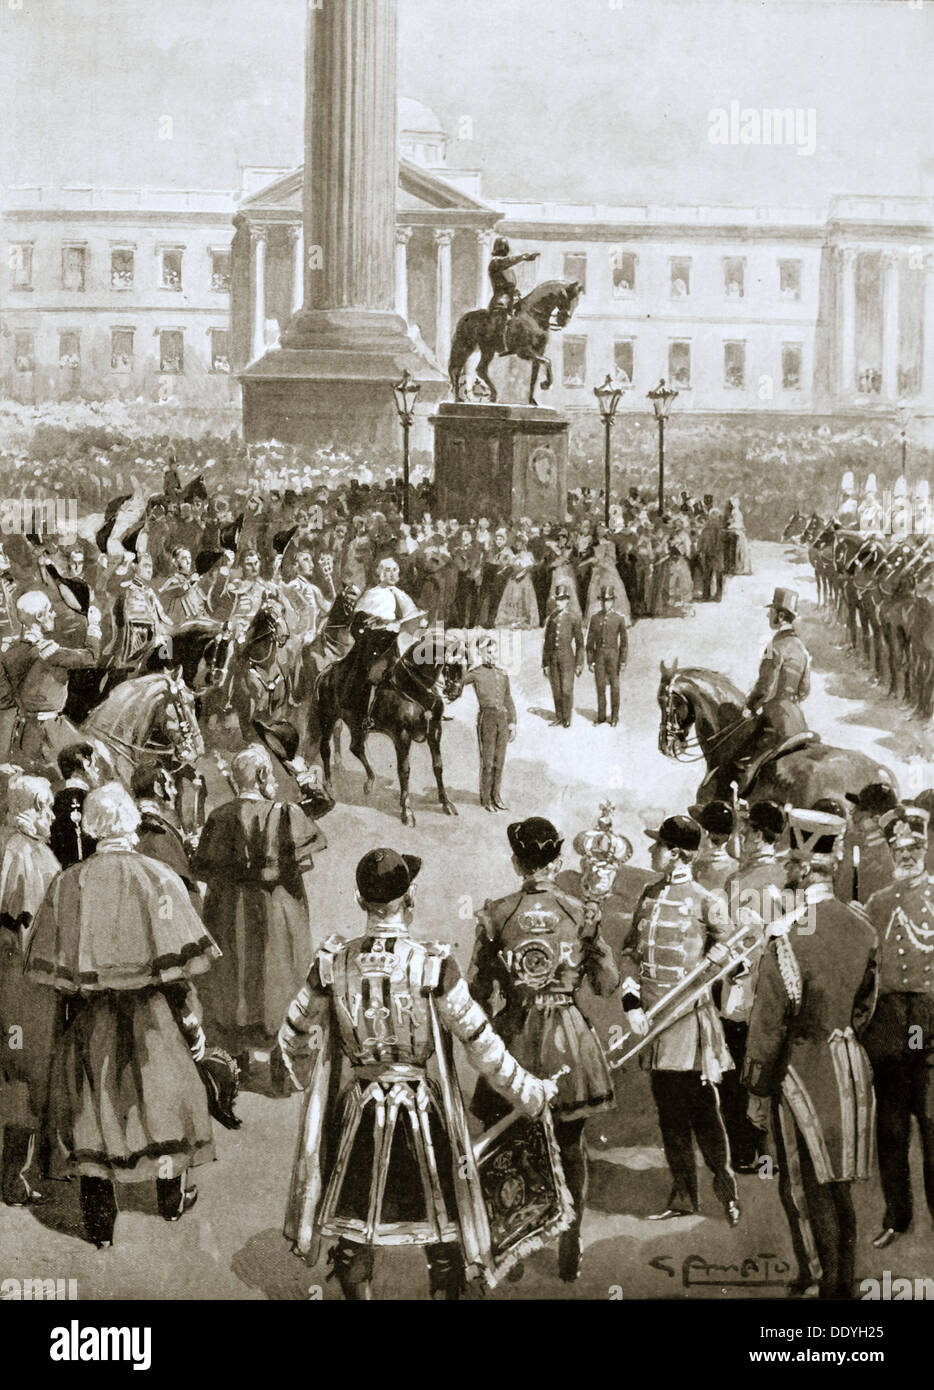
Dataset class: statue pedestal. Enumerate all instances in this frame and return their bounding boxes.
[430,403,569,521]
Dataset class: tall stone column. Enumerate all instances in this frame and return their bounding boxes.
[250,226,267,362]
[881,248,901,400]
[240,0,444,449]
[434,229,454,361]
[924,251,934,402]
[288,225,304,317]
[839,245,857,395]
[395,226,412,320]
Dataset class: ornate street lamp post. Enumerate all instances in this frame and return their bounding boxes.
[647,378,678,513]
[392,369,421,524]
[594,374,625,526]
[895,400,914,486]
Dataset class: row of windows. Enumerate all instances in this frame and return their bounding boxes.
[560,251,802,301]
[10,327,230,375]
[561,337,805,392]
[7,243,231,294]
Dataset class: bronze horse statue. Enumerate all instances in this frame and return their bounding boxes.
[313,630,466,827]
[448,279,582,406]
[657,660,894,807]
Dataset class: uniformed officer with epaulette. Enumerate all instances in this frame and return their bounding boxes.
[468,816,619,1282]
[457,634,516,812]
[743,807,877,1299]
[278,848,557,1301]
[864,804,934,1250]
[620,815,741,1225]
[741,586,811,750]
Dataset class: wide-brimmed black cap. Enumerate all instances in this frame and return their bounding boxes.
[645,815,701,853]
[746,800,786,838]
[356,848,422,905]
[252,717,301,765]
[688,800,734,837]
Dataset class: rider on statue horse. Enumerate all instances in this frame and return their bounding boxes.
[488,237,540,354]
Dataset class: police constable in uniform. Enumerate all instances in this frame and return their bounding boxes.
[458,635,516,812]
[543,583,583,729]
[586,585,628,727]
[620,815,741,1225]
[743,808,877,1299]
[864,804,934,1250]
[468,817,619,1282]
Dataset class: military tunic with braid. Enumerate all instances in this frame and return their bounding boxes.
[469,875,619,1123]
[279,930,549,1249]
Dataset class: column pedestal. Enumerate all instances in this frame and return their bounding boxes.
[431,403,569,522]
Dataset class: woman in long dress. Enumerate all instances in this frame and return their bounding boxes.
[584,527,632,626]
[545,533,583,622]
[495,533,539,629]
[650,524,695,617]
[725,497,752,575]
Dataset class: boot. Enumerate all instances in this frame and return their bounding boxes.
[327,1240,374,1301]
[80,1176,117,1248]
[157,1176,199,1222]
[2,1126,48,1206]
[427,1244,466,1301]
[558,1224,582,1283]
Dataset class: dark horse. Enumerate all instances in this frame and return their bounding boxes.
[226,601,295,740]
[314,631,466,826]
[448,279,582,406]
[657,660,894,807]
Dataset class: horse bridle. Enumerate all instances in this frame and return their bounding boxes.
[660,676,747,764]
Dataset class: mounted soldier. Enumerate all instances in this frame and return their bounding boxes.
[106,548,173,676]
[348,557,425,734]
[488,236,540,354]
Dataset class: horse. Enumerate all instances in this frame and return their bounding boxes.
[657,660,894,808]
[313,630,466,827]
[447,279,582,406]
[225,601,294,741]
[82,669,205,788]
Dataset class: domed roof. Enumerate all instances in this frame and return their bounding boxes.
[398,97,444,137]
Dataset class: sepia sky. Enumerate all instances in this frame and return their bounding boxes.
[1,0,930,206]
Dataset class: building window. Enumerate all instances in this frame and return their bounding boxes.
[62,244,86,292]
[668,340,691,389]
[562,336,587,387]
[670,257,691,298]
[563,253,587,294]
[611,250,636,295]
[13,331,35,373]
[159,329,184,374]
[724,340,746,389]
[782,343,803,390]
[779,260,801,300]
[160,248,183,291]
[9,243,34,290]
[58,330,80,371]
[857,365,882,395]
[111,328,135,372]
[724,257,745,298]
[111,248,134,289]
[210,248,231,293]
[613,339,634,386]
[210,328,230,373]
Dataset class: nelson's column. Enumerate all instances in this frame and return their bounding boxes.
[239,0,444,449]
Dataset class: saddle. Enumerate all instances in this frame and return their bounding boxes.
[702,731,820,802]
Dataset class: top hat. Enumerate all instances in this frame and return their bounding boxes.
[598,585,614,601]
[767,587,798,616]
[554,583,572,599]
[507,817,563,869]
[645,815,701,853]
[355,848,422,905]
[220,514,244,553]
[688,800,734,838]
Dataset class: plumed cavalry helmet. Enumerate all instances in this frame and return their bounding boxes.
[492,236,510,257]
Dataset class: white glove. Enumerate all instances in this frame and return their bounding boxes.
[627,1007,649,1037]
[86,604,102,628]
